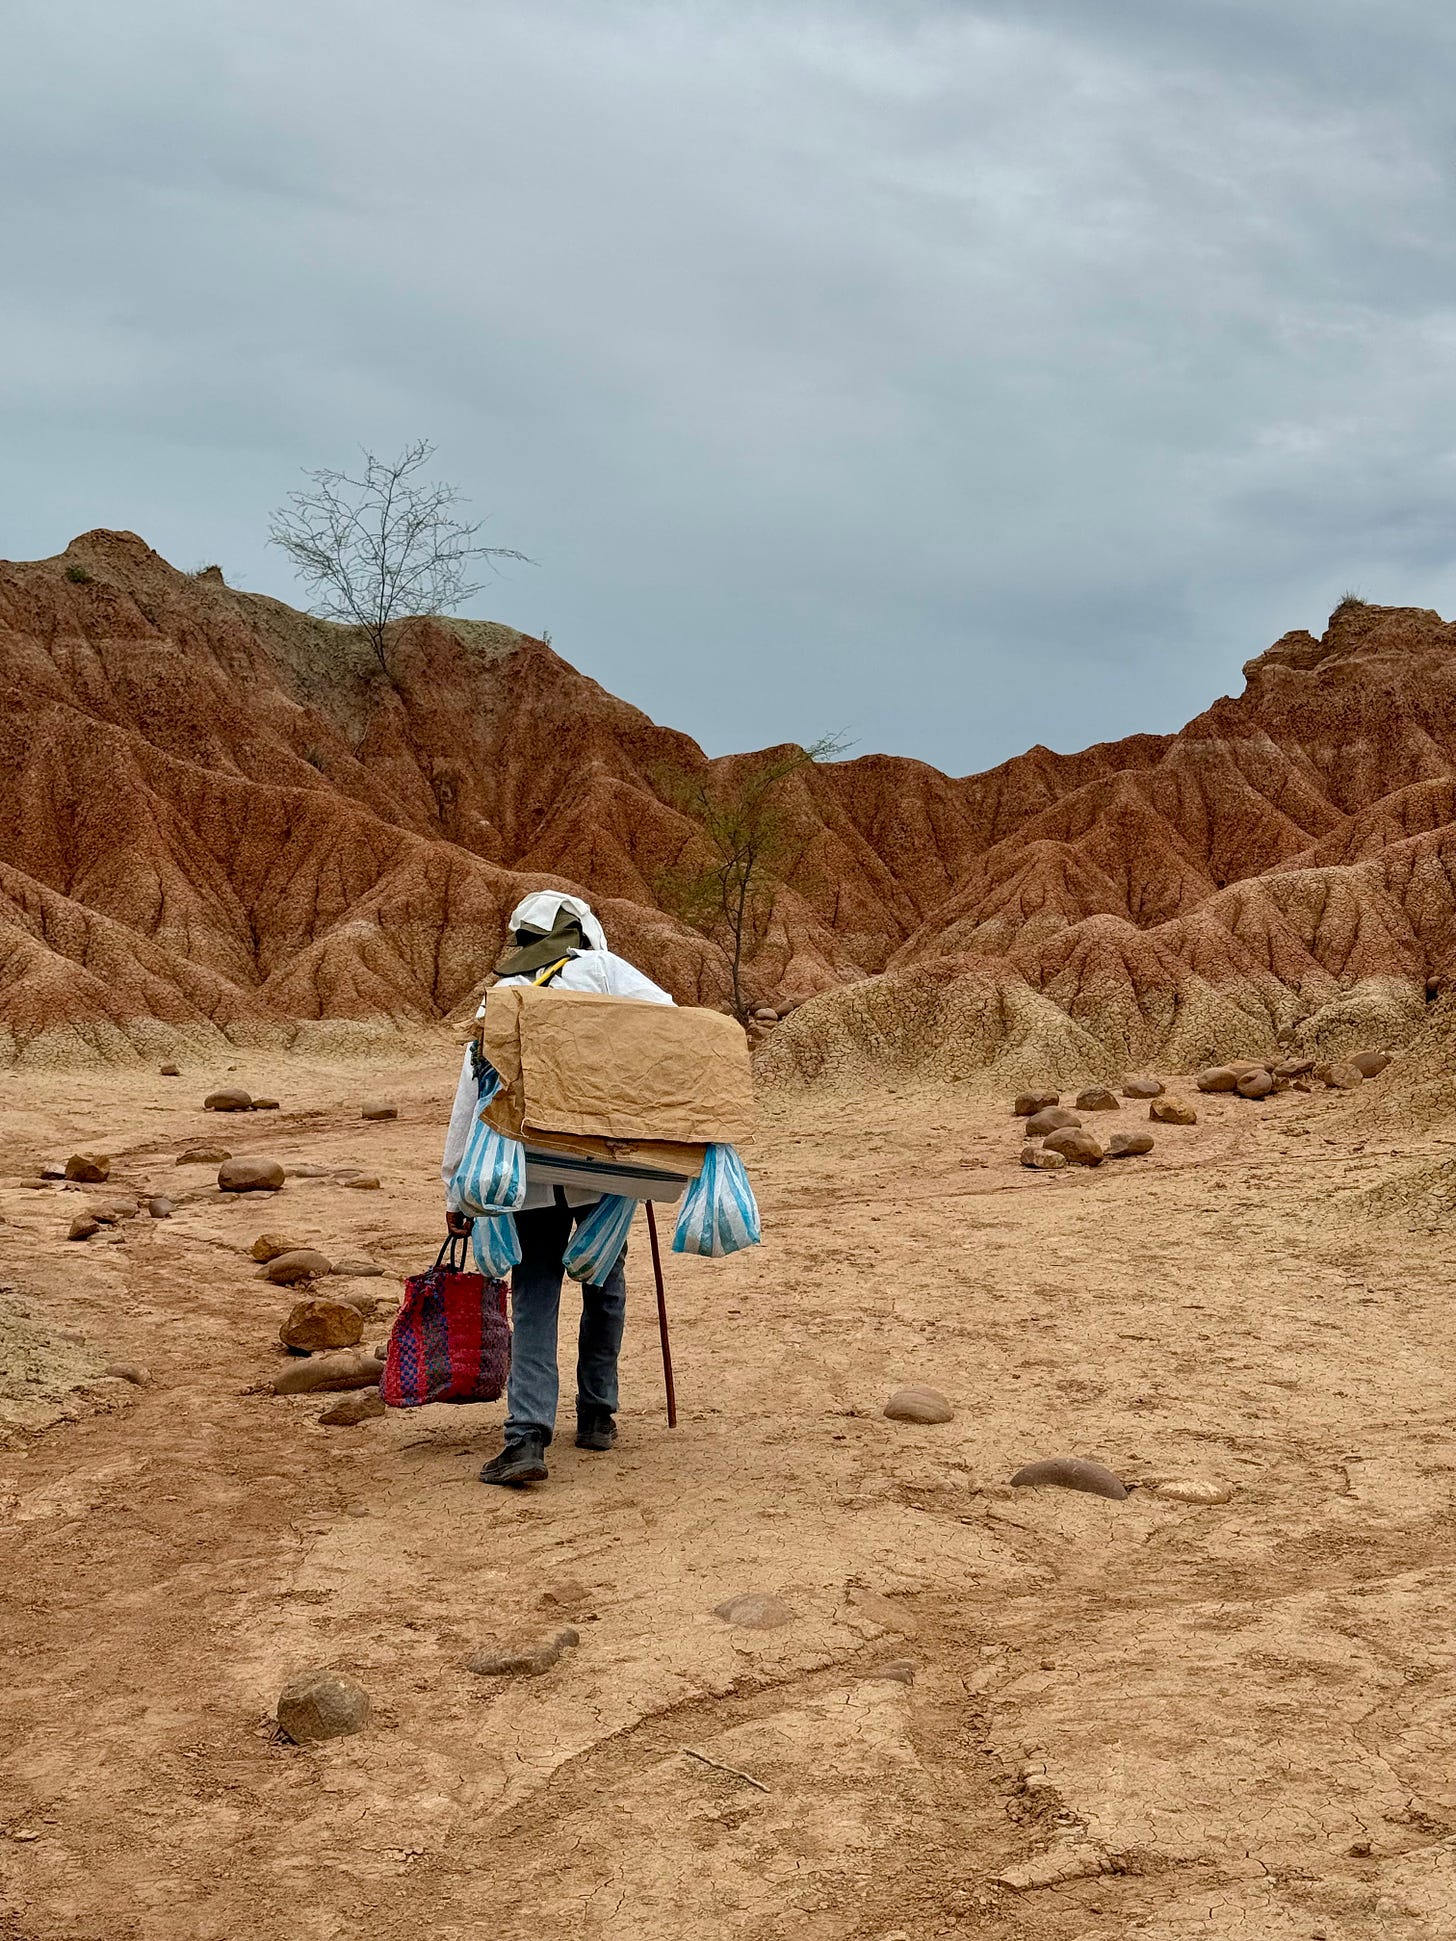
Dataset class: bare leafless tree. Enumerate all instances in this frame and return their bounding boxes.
[656,735,848,1023]
[269,440,530,673]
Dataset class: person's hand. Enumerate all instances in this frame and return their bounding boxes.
[446,1210,474,1238]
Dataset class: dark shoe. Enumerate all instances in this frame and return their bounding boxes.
[479,1433,548,1486]
[575,1407,617,1452]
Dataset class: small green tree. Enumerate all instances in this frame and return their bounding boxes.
[269,439,530,673]
[656,735,848,1023]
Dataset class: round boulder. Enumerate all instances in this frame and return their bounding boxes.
[318,1389,387,1427]
[1235,1068,1275,1099]
[217,1156,285,1194]
[204,1089,253,1112]
[884,1384,954,1423]
[1195,1067,1240,1093]
[1150,1097,1197,1125]
[272,1349,385,1396]
[1351,1051,1391,1079]
[713,1593,793,1630]
[1075,1086,1119,1112]
[250,1232,300,1262]
[1121,1075,1165,1099]
[1024,1106,1080,1138]
[252,1097,281,1112]
[1274,1055,1315,1078]
[1043,1128,1104,1166]
[1019,1144,1069,1171]
[146,1196,174,1219]
[159,1063,181,1077]
[65,1153,111,1183]
[1321,1059,1365,1091]
[266,1248,334,1286]
[1108,1131,1154,1158]
[276,1671,370,1744]
[280,1298,363,1352]
[1012,1090,1060,1117]
[342,1176,381,1191]
[360,1104,398,1121]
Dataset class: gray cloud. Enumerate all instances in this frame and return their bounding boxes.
[3,0,1455,771]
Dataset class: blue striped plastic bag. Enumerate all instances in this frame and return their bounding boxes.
[564,1194,636,1284]
[449,1064,528,1217]
[471,1212,522,1277]
[672,1144,761,1257]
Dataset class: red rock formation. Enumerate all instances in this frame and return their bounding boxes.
[4,537,1456,1072]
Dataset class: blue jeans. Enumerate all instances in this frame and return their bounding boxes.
[504,1195,627,1446]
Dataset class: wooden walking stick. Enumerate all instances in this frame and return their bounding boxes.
[645,1200,678,1428]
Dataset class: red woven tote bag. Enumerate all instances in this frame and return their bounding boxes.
[382,1233,511,1408]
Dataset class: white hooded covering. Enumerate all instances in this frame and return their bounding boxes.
[441,892,673,1209]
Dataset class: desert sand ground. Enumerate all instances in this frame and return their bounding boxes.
[3,1049,1456,1940]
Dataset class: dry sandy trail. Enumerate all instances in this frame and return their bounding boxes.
[3,1051,1456,1940]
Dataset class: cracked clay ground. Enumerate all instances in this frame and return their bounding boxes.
[3,1052,1456,1939]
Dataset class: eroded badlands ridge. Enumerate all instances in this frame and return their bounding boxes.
[3,530,1455,1071]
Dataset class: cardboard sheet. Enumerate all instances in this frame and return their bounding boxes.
[479,985,754,1147]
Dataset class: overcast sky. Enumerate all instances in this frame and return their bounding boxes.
[4,1,1456,773]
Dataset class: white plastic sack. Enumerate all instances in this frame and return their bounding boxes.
[564,1194,636,1284]
[471,1212,522,1278]
[671,1143,760,1258]
[450,1064,527,1217]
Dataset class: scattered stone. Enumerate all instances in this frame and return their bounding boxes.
[334,1290,378,1319]
[1012,1090,1059,1117]
[360,1104,398,1121]
[252,1097,281,1111]
[103,1361,152,1387]
[342,1176,381,1191]
[1195,1066,1240,1093]
[1150,1098,1197,1125]
[1148,1477,1233,1505]
[1042,1128,1104,1166]
[217,1156,285,1194]
[1024,1107,1080,1138]
[1321,1059,1365,1091]
[265,1248,334,1286]
[89,1195,140,1222]
[276,1671,370,1744]
[1121,1075,1164,1098]
[67,1214,101,1241]
[284,1164,333,1178]
[1019,1145,1069,1170]
[65,1153,110,1183]
[1235,1067,1275,1099]
[884,1385,954,1424]
[1011,1456,1127,1501]
[272,1349,385,1395]
[176,1146,230,1166]
[40,1162,66,1180]
[159,1063,181,1077]
[713,1593,793,1630]
[146,1196,174,1219]
[870,1659,917,1685]
[204,1088,253,1112]
[250,1232,299,1261]
[317,1388,386,1427]
[1351,1050,1392,1079]
[331,1257,384,1278]
[1075,1086,1119,1112]
[281,1298,364,1352]
[1108,1132,1154,1158]
[465,1628,580,1677]
[1274,1055,1315,1078]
